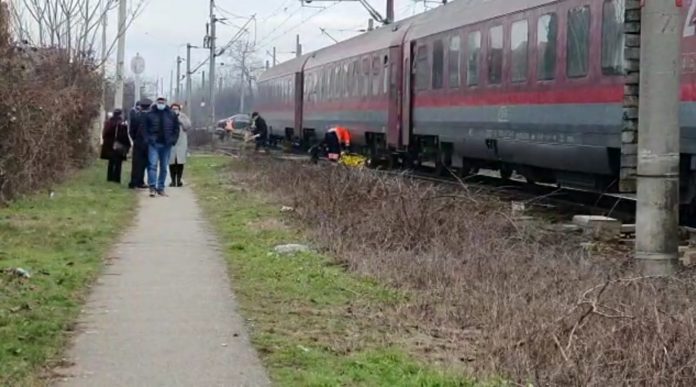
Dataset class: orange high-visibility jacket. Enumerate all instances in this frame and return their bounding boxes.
[334,127,351,146]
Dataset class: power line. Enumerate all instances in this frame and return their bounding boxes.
[257,3,338,50]
[254,3,304,47]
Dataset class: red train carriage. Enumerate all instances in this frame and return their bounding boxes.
[256,0,696,208]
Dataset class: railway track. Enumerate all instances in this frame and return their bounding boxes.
[213,139,637,226]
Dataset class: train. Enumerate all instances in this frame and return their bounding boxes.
[256,0,696,212]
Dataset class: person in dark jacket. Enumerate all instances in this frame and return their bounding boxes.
[100,109,131,183]
[144,97,180,197]
[128,98,152,189]
[251,112,268,151]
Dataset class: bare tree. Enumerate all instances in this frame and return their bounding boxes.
[9,0,147,65]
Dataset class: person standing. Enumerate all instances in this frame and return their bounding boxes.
[128,98,152,189]
[251,112,268,151]
[144,97,179,197]
[169,103,191,187]
[100,109,131,183]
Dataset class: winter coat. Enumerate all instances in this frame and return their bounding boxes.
[129,109,148,149]
[252,116,268,139]
[100,117,130,160]
[144,107,180,147]
[170,112,191,165]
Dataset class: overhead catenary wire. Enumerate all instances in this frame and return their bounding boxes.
[257,3,338,51]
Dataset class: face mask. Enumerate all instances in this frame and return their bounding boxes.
[156,103,166,111]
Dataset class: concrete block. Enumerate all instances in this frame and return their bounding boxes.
[572,215,622,240]
[681,249,696,267]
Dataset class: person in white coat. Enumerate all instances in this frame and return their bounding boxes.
[169,103,190,187]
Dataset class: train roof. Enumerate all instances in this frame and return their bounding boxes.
[258,0,559,82]
[405,0,558,40]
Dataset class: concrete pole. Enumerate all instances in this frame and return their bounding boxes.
[100,1,108,120]
[368,19,374,31]
[169,69,174,101]
[134,75,140,107]
[272,46,277,66]
[186,44,193,117]
[295,34,302,58]
[113,0,127,109]
[635,0,682,276]
[240,48,246,113]
[209,0,217,126]
[386,0,394,24]
[176,56,182,102]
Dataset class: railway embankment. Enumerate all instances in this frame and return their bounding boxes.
[201,152,696,385]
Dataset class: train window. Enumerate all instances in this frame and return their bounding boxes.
[362,57,370,96]
[432,39,445,89]
[602,0,625,75]
[537,13,558,80]
[488,25,503,84]
[511,20,529,83]
[448,35,461,88]
[467,31,481,86]
[567,6,591,78]
[372,56,381,96]
[415,45,429,90]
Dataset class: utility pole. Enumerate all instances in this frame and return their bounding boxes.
[635,0,682,275]
[176,56,183,102]
[100,1,108,120]
[169,69,174,101]
[273,46,277,66]
[386,0,394,24]
[208,0,217,127]
[114,0,127,109]
[186,44,194,117]
[240,45,247,113]
[295,34,302,58]
[368,18,374,31]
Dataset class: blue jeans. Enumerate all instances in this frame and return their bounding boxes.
[147,143,172,192]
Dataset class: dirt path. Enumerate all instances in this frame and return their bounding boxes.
[54,186,270,386]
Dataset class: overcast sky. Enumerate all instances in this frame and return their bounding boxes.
[113,0,435,87]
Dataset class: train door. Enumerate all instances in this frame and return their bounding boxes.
[387,46,402,148]
[293,71,304,137]
[401,41,416,148]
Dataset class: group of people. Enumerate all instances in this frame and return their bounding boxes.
[101,97,190,197]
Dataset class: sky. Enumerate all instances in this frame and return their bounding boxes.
[112,0,437,89]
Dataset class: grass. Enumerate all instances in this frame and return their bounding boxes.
[0,162,136,386]
[188,154,477,387]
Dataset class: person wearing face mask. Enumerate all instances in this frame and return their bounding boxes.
[144,97,180,197]
[168,103,191,187]
[128,98,152,189]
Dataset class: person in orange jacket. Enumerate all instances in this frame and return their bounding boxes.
[334,126,351,153]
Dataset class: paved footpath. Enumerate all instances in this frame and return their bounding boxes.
[56,187,270,387]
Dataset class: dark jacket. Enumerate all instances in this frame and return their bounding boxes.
[129,109,149,149]
[101,117,131,160]
[253,116,268,138]
[144,107,180,146]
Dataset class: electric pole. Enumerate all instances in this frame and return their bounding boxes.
[169,69,174,101]
[208,0,217,128]
[273,46,277,66]
[386,0,394,24]
[240,44,247,113]
[635,0,682,275]
[100,1,108,120]
[186,44,194,117]
[296,34,302,58]
[176,56,182,102]
[114,0,127,109]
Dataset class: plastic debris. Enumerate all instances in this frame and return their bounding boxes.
[13,268,31,278]
[273,244,310,255]
[280,206,294,213]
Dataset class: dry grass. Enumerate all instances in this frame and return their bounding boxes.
[231,154,696,386]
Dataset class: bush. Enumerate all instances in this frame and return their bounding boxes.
[235,156,696,386]
[0,22,101,201]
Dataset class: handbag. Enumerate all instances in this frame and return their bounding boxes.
[112,123,128,157]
